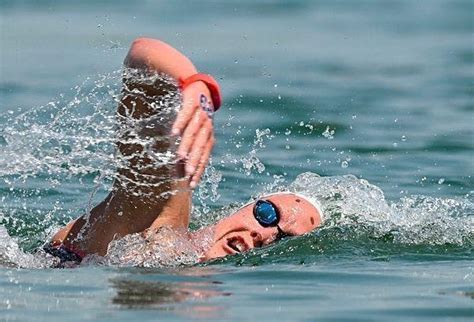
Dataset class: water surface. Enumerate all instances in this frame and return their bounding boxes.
[0,1,473,321]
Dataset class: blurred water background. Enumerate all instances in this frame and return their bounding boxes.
[0,0,473,321]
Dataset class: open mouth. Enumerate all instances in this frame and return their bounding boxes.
[226,236,249,253]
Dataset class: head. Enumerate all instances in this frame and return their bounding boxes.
[200,192,323,261]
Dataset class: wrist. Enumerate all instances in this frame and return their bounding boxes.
[179,73,222,110]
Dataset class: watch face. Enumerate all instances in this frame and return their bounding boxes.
[200,94,214,119]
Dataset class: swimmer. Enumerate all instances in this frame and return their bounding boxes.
[44,38,323,266]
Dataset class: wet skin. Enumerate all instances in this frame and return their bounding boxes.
[50,38,323,264]
[198,193,322,261]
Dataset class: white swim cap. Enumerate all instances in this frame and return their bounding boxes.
[261,191,324,223]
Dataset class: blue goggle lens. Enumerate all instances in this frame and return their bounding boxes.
[253,200,279,227]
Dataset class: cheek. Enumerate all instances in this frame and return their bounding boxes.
[202,241,229,260]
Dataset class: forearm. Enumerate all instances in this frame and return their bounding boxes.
[124,37,197,81]
[55,186,191,256]
[50,38,198,256]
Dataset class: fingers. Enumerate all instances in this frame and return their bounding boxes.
[176,108,206,160]
[190,135,215,189]
[186,118,212,175]
[172,82,215,187]
[171,88,198,136]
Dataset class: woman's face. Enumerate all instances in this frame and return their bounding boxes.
[200,193,322,261]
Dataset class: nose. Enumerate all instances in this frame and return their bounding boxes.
[250,231,263,247]
[250,227,283,246]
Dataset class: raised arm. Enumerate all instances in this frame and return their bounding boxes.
[125,38,217,187]
[48,38,219,258]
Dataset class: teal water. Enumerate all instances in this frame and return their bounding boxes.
[1,1,473,321]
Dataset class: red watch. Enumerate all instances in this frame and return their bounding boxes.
[179,73,222,110]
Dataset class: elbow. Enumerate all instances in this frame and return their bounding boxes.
[124,37,168,69]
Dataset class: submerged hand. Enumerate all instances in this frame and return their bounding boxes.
[172,81,216,188]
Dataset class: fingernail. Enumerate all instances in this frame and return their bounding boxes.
[171,128,180,136]
[190,181,197,189]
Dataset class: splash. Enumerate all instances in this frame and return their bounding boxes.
[89,172,474,268]
[288,172,473,245]
[0,68,181,194]
[0,70,122,181]
[240,128,272,176]
[0,70,472,268]
[0,69,183,248]
[0,171,472,268]
[0,226,55,268]
[103,226,209,268]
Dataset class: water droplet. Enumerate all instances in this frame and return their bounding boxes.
[341,161,349,168]
[322,126,335,139]
[438,178,445,184]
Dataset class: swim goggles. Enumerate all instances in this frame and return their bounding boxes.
[253,199,289,239]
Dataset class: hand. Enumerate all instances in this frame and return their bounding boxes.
[171,81,216,188]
